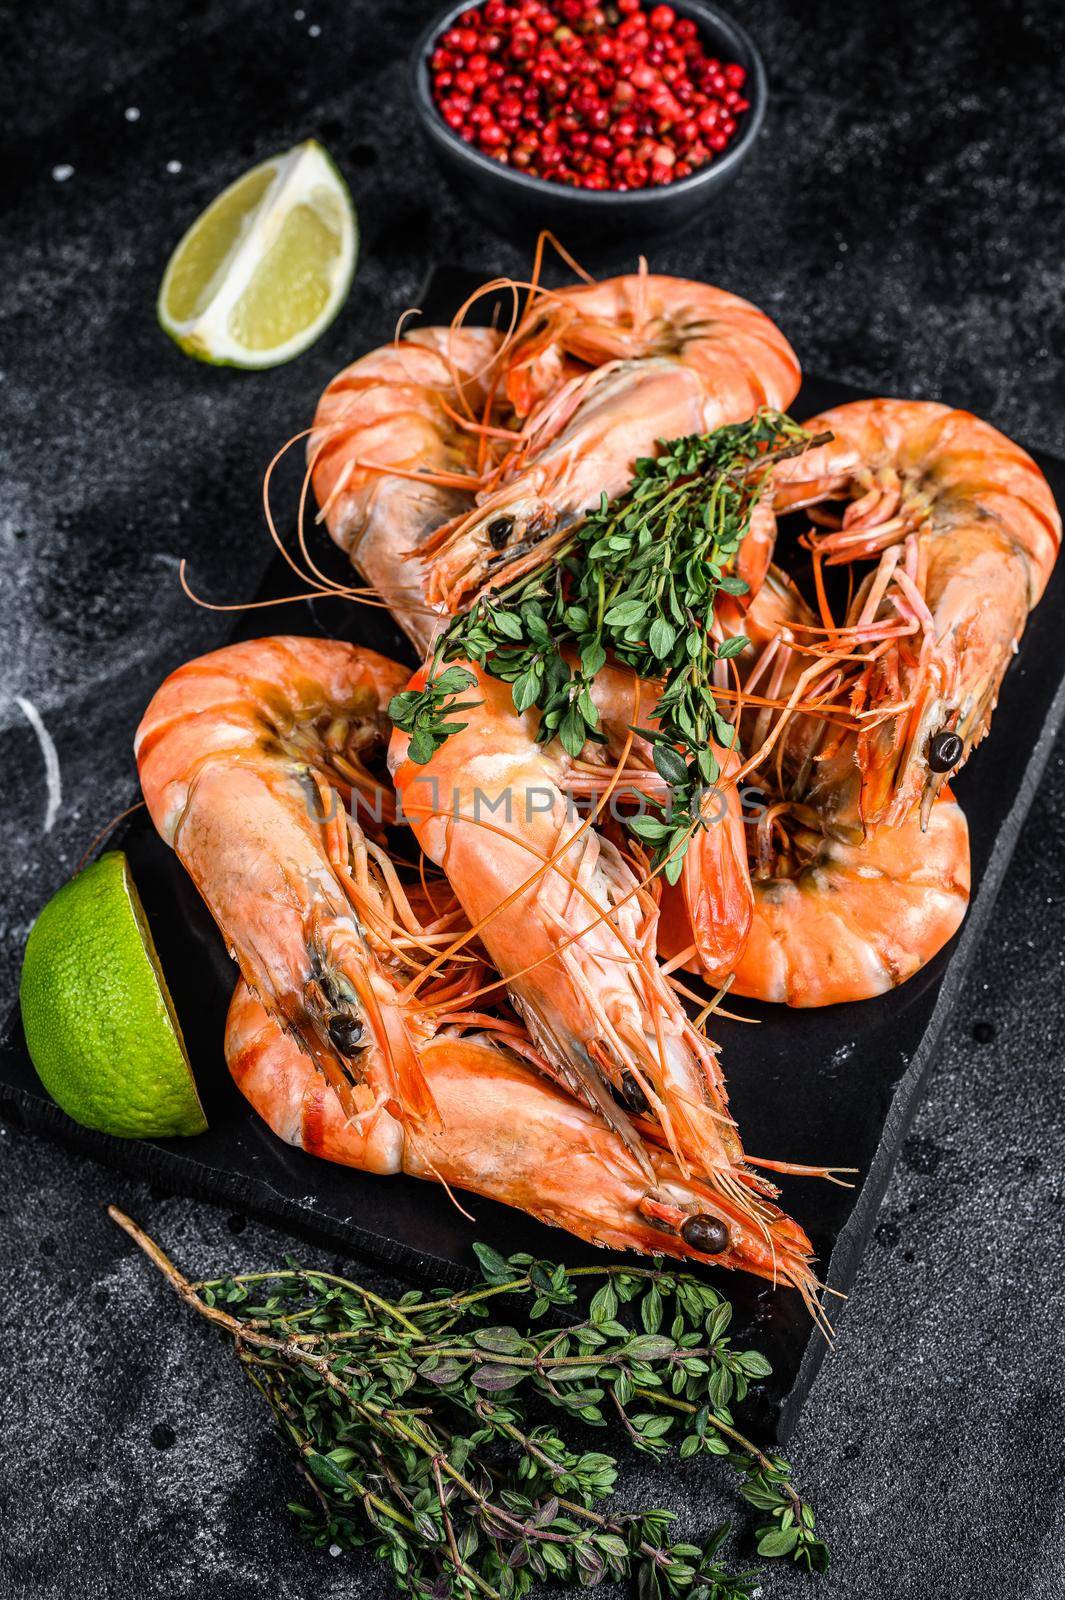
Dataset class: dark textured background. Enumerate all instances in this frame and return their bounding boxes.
[1,1,1064,1596]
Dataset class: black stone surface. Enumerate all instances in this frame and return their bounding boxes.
[1,2,1064,1597]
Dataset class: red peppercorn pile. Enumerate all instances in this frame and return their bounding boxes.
[429,0,751,190]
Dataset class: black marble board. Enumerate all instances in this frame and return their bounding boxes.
[2,264,1063,1444]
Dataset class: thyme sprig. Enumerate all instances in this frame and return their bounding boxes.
[111,1209,828,1600]
[390,410,827,881]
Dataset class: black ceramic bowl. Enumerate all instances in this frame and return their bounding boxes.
[410,0,767,246]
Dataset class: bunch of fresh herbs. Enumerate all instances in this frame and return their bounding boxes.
[112,1207,827,1600]
[389,410,826,881]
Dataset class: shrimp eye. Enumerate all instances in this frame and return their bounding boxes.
[613,1071,650,1114]
[328,1013,365,1054]
[680,1214,730,1255]
[929,730,963,773]
[487,516,514,550]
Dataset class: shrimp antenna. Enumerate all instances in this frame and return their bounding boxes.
[527,228,596,298]
[76,801,146,874]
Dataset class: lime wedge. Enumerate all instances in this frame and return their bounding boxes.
[158,140,357,369]
[19,851,207,1139]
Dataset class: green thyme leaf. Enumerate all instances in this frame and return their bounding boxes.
[652,744,689,787]
[757,1526,800,1558]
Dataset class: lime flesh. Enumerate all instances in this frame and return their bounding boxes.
[157,140,357,369]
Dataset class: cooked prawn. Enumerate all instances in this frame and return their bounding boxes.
[227,980,824,1298]
[502,271,801,421]
[388,661,827,1292]
[732,787,970,1007]
[772,399,1061,826]
[718,569,970,1005]
[136,637,437,1121]
[421,273,801,613]
[310,327,503,651]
